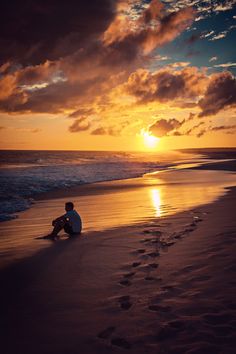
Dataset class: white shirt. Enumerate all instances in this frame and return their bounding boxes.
[65,210,82,233]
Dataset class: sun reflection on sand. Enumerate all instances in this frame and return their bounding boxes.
[150,188,162,217]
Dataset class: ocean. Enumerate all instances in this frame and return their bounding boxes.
[0,148,236,268]
[0,149,204,222]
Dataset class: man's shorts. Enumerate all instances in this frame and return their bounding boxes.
[64,222,80,236]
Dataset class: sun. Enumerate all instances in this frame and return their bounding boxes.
[140,129,160,149]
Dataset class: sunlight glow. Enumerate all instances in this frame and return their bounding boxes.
[140,129,160,149]
[150,188,162,217]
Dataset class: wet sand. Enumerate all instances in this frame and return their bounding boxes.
[1,168,236,269]
[1,184,236,354]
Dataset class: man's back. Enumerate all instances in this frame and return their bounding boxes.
[65,210,82,233]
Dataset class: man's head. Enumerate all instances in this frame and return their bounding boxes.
[65,202,74,211]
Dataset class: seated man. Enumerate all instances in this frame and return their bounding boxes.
[45,202,82,239]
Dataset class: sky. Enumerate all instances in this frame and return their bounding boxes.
[0,0,236,151]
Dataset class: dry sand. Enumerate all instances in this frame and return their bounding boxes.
[0,185,236,354]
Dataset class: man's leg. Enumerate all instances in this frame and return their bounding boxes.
[63,223,74,236]
[46,220,65,238]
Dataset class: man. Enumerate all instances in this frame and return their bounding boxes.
[45,202,82,239]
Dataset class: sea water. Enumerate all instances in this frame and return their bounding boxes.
[0,149,236,268]
[0,149,204,222]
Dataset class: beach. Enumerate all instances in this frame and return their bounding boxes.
[1,0,236,352]
[1,157,236,353]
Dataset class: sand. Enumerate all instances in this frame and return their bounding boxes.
[0,183,236,354]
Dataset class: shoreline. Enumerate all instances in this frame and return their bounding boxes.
[1,186,236,353]
[1,166,236,270]
[1,148,235,224]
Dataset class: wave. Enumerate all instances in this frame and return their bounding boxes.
[0,150,204,222]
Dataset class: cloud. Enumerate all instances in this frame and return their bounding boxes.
[154,55,171,61]
[149,118,182,137]
[209,56,218,62]
[211,124,236,131]
[0,0,196,117]
[210,31,227,41]
[214,62,236,68]
[125,66,208,104]
[168,62,190,68]
[185,121,205,136]
[123,66,236,118]
[196,124,236,137]
[0,0,116,65]
[215,2,236,12]
[68,108,95,118]
[199,71,236,117]
[68,117,91,132]
[200,30,215,39]
[91,126,121,136]
[147,116,236,138]
[103,1,195,54]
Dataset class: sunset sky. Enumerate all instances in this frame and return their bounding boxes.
[0,0,236,151]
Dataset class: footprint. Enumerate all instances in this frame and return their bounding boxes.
[97,326,116,339]
[173,233,182,239]
[161,241,175,247]
[121,301,132,310]
[147,252,160,258]
[119,279,131,287]
[137,249,146,254]
[111,337,131,349]
[119,295,130,302]
[118,296,132,310]
[145,276,156,281]
[132,262,141,267]
[123,272,135,278]
[149,263,159,269]
[140,238,153,243]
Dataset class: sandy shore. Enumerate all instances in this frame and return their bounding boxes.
[1,185,236,354]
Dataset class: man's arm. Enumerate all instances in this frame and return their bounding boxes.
[52,214,67,225]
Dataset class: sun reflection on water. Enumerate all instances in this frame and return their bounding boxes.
[150,188,162,217]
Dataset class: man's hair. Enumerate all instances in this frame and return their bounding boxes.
[65,202,74,209]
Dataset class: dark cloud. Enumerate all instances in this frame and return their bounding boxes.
[69,123,123,136]
[91,127,107,135]
[142,0,164,24]
[126,67,236,117]
[199,71,236,117]
[125,67,207,103]
[91,126,121,136]
[185,121,204,135]
[0,0,116,65]
[68,117,90,133]
[0,0,196,116]
[211,124,236,132]
[68,108,95,119]
[196,124,236,137]
[0,73,106,114]
[149,118,181,137]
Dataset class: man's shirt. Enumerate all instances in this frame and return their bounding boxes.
[65,210,82,233]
